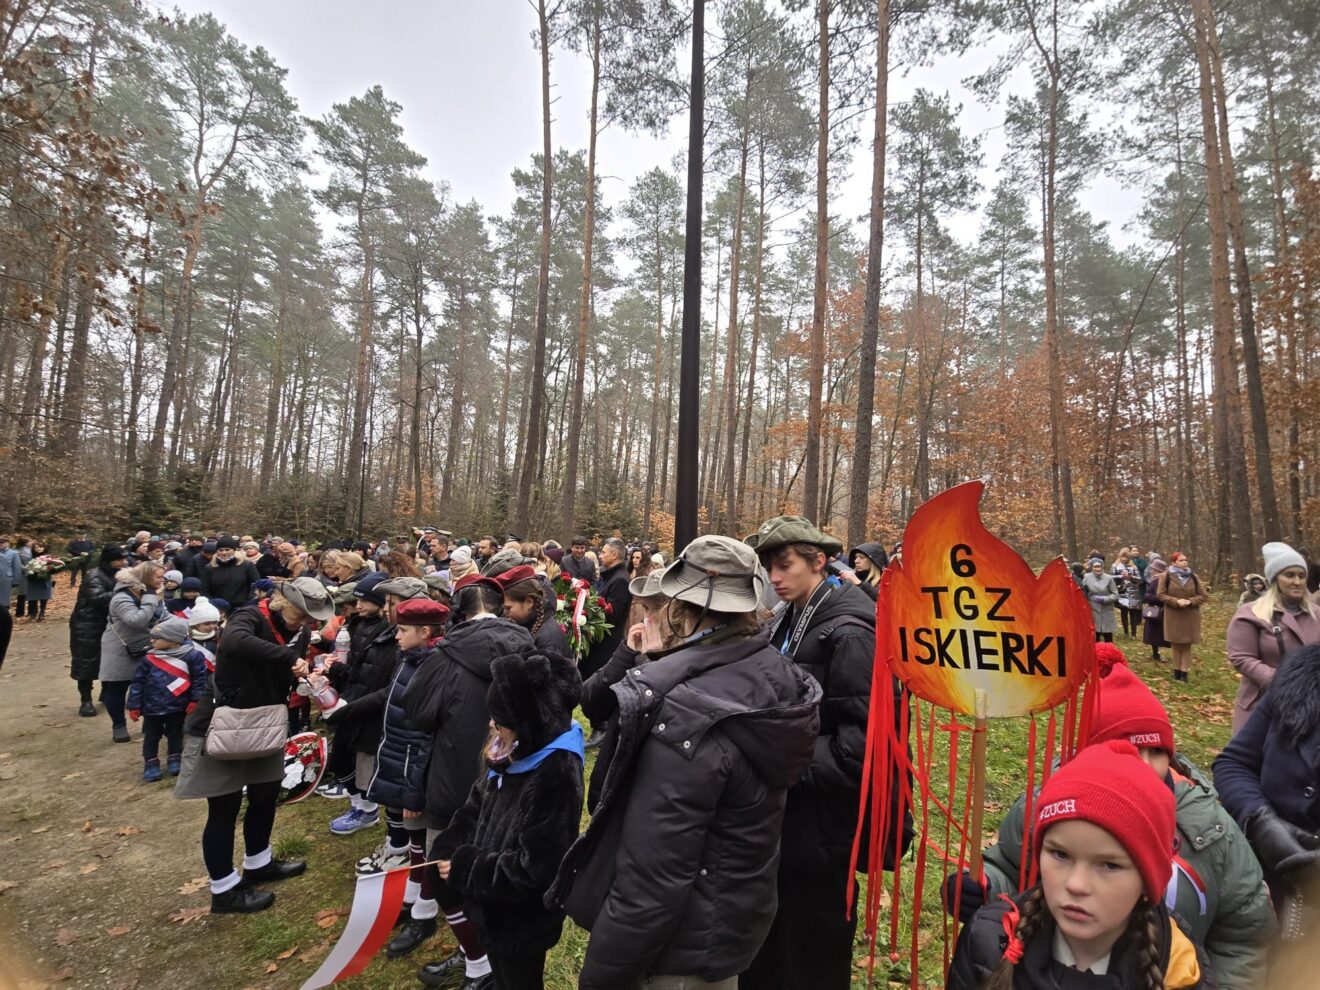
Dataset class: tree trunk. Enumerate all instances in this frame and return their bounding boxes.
[515,0,555,536]
[802,0,829,522]
[561,12,600,536]
[721,98,751,535]
[847,0,889,548]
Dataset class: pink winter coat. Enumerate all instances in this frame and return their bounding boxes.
[1226,600,1320,734]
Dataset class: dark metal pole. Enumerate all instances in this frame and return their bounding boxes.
[674,0,704,553]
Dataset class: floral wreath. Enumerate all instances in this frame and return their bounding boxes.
[551,573,613,660]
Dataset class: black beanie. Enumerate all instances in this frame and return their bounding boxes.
[101,544,127,566]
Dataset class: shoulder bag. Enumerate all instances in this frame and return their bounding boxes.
[204,601,292,761]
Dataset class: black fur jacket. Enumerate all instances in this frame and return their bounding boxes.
[432,650,584,957]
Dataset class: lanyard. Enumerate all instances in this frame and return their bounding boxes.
[779,579,835,658]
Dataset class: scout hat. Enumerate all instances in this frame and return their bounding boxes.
[747,515,843,558]
[660,535,764,613]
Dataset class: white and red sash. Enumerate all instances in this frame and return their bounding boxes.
[195,641,216,673]
[146,652,191,697]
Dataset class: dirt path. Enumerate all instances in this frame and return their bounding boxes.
[0,591,255,990]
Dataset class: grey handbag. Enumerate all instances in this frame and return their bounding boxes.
[204,703,288,761]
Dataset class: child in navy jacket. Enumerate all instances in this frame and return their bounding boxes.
[127,614,209,782]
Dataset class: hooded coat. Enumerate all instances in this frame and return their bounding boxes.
[433,651,585,957]
[768,578,911,873]
[848,542,888,602]
[403,616,534,830]
[947,893,1207,990]
[1081,570,1119,636]
[547,629,822,988]
[978,754,1275,990]
[68,560,119,681]
[1225,597,1320,734]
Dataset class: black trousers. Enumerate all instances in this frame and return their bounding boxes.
[201,780,280,881]
[0,607,11,675]
[142,711,186,761]
[739,864,859,990]
[489,951,546,990]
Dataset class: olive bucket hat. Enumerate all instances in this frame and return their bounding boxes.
[746,514,843,558]
[660,535,766,613]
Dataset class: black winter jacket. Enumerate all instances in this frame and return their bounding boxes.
[324,615,400,756]
[434,650,584,956]
[561,553,597,585]
[947,894,1208,990]
[582,563,630,675]
[403,616,534,830]
[528,613,571,657]
[365,644,433,812]
[769,577,911,873]
[200,557,259,606]
[580,641,642,812]
[184,603,306,737]
[68,563,118,681]
[548,629,822,988]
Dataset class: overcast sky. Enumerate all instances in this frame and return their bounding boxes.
[167,0,1144,261]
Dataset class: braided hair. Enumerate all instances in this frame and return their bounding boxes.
[982,885,1047,990]
[981,888,1166,990]
[502,576,547,634]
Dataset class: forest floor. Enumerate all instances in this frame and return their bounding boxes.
[0,588,1240,990]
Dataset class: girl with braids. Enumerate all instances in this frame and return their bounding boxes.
[494,565,571,659]
[947,741,1208,990]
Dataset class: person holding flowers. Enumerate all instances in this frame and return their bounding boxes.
[578,538,631,750]
[19,539,57,621]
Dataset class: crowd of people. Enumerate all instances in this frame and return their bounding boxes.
[13,519,1320,989]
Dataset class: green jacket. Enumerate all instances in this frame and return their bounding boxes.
[981,755,1276,990]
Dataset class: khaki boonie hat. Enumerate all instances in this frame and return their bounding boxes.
[282,575,335,622]
[747,515,843,557]
[660,535,765,613]
[628,570,667,599]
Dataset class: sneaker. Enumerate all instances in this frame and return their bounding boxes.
[356,843,409,875]
[316,781,349,799]
[330,807,380,835]
[143,760,162,783]
[167,754,182,776]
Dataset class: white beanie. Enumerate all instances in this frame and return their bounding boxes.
[450,545,472,567]
[189,596,221,625]
[1262,542,1308,585]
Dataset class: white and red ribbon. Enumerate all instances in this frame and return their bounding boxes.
[146,652,191,697]
[299,864,412,989]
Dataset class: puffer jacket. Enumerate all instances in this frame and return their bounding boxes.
[324,614,399,756]
[980,754,1275,990]
[365,644,434,812]
[947,893,1207,990]
[403,616,534,830]
[548,629,822,988]
[126,643,210,717]
[68,563,118,681]
[769,577,912,873]
[433,651,585,956]
[98,585,164,682]
[200,556,258,607]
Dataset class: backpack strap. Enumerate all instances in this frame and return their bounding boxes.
[816,614,875,642]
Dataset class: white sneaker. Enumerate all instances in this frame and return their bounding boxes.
[356,843,409,875]
[316,781,349,799]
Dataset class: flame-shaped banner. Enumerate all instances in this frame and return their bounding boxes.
[878,481,1094,717]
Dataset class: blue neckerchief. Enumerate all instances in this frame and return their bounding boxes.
[487,722,585,786]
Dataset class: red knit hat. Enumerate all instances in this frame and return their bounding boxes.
[1087,649,1175,754]
[1033,740,1176,902]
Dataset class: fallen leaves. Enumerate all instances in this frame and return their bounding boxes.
[30,825,50,834]
[168,906,209,924]
[42,858,69,871]
[54,927,78,946]
[0,880,19,895]
[77,864,98,875]
[265,962,279,974]
[276,945,298,960]
[61,771,84,781]
[177,876,209,895]
[313,908,342,929]
[105,926,132,937]
[115,825,142,837]
[80,820,93,833]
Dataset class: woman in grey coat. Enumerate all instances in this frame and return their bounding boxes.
[1081,557,1119,642]
[99,561,165,743]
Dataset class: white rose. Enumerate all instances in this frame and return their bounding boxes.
[575,613,587,628]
